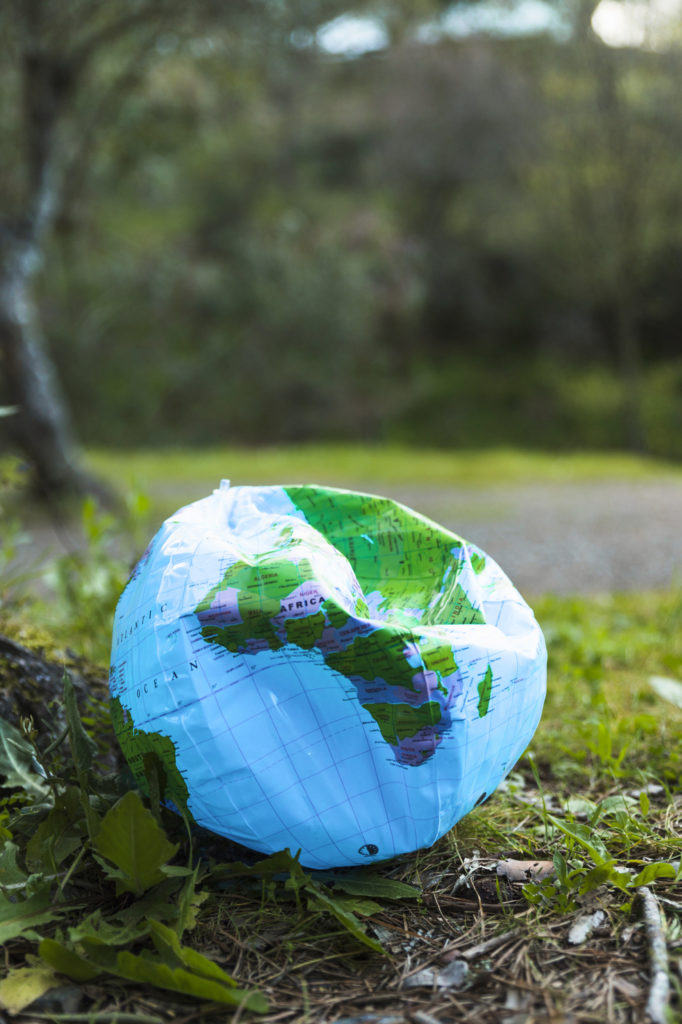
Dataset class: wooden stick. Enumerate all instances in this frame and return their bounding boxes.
[638,886,670,1024]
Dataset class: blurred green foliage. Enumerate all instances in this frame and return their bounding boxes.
[41,491,151,662]
[3,2,682,454]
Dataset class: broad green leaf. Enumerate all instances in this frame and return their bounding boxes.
[39,939,101,982]
[521,881,544,905]
[91,852,129,884]
[306,886,384,953]
[0,717,49,798]
[0,965,60,1013]
[329,875,420,900]
[74,940,118,972]
[609,868,634,890]
[211,848,306,884]
[149,920,238,986]
[49,932,244,1013]
[631,863,677,887]
[0,841,28,887]
[328,896,383,917]
[91,854,190,889]
[0,888,61,944]
[578,861,621,894]
[148,918,184,963]
[552,852,569,887]
[94,790,178,896]
[113,950,267,1011]
[114,877,186,928]
[546,814,610,865]
[160,864,194,878]
[175,864,206,937]
[27,805,84,874]
[68,909,150,946]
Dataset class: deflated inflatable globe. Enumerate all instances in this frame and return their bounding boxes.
[110,482,546,869]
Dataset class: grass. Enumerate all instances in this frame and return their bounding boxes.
[86,443,682,491]
[0,452,680,1021]
[0,588,679,1022]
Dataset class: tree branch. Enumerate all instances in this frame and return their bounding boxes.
[69,0,186,77]
[17,2,78,240]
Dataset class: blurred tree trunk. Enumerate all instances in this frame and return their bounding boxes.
[0,4,95,500]
[0,0,187,501]
[0,233,91,500]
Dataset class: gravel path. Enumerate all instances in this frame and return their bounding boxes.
[353,478,682,596]
[13,477,682,597]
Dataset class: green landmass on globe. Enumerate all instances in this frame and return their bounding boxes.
[110,695,190,811]
[193,486,493,767]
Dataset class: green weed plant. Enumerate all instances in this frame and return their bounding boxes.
[0,456,32,611]
[39,491,151,664]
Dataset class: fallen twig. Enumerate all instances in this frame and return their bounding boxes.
[638,886,670,1024]
[568,909,605,946]
[443,927,521,962]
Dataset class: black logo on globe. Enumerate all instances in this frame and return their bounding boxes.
[358,843,379,857]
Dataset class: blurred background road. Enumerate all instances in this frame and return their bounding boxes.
[392,478,682,595]
[17,467,681,599]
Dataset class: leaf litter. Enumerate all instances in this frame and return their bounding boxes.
[0,589,680,1023]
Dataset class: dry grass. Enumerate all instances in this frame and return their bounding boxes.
[25,829,676,1024]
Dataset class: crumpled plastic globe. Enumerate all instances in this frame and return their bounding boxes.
[110,482,547,868]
